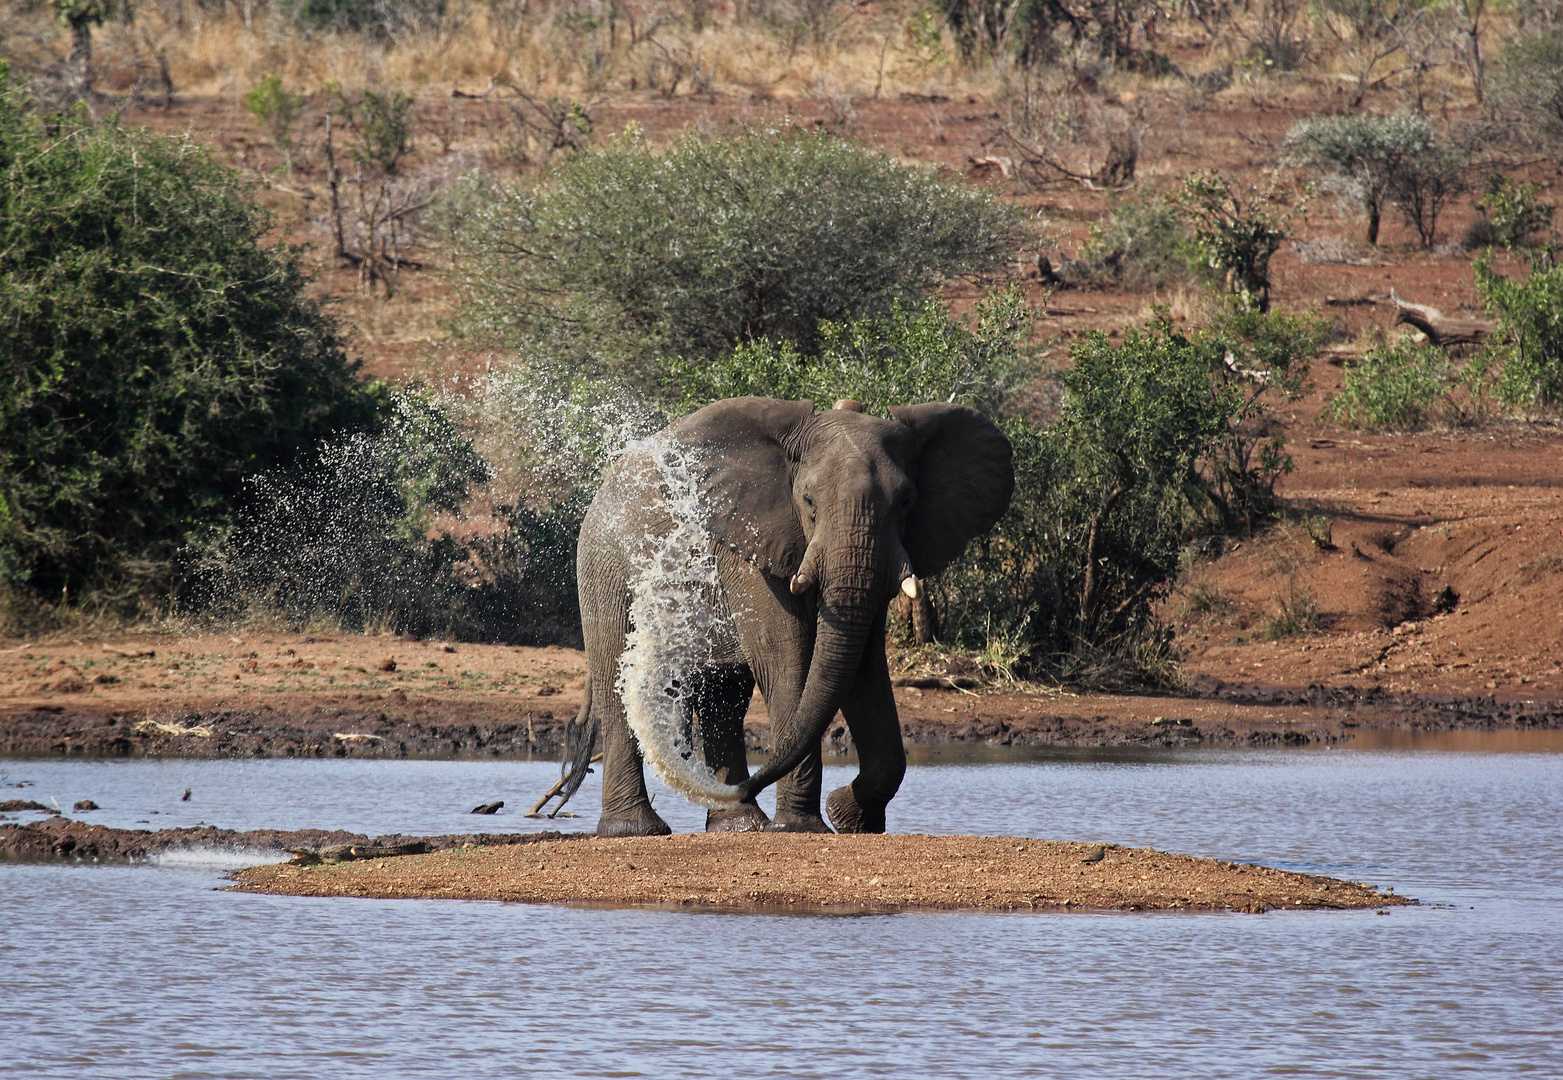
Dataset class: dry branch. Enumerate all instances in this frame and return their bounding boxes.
[1389,290,1496,347]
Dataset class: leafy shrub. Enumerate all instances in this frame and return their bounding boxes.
[1389,139,1468,250]
[337,87,416,173]
[1477,174,1556,251]
[670,286,1033,418]
[1006,326,1234,652]
[1180,173,1305,311]
[0,79,378,601]
[1474,253,1563,408]
[1329,340,1454,430]
[200,366,659,646]
[1065,196,1188,289]
[443,126,1027,386]
[1197,302,1331,528]
[1285,112,1443,246]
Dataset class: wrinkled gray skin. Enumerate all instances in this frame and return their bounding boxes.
[576,397,1014,836]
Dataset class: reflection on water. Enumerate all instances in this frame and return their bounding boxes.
[1333,727,1563,753]
[2,738,1561,1078]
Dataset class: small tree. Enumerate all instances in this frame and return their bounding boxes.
[1491,30,1563,153]
[1390,138,1468,250]
[1285,111,1439,246]
[1315,0,1426,107]
[243,74,307,172]
[1478,174,1556,251]
[1180,172,1305,311]
[50,0,114,97]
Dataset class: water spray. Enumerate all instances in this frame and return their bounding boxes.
[614,435,745,808]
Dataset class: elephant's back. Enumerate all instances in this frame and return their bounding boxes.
[579,443,675,573]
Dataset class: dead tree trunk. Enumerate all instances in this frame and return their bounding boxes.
[1390,290,1497,347]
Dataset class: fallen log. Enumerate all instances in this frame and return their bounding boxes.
[1390,290,1496,347]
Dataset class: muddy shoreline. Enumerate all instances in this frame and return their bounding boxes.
[0,815,574,864]
[2,684,1558,761]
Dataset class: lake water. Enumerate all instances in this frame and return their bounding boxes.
[3,740,1560,1078]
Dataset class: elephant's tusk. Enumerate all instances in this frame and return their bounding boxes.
[901,576,921,600]
[790,574,814,595]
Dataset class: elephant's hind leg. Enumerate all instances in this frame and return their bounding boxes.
[580,549,671,838]
[693,665,770,833]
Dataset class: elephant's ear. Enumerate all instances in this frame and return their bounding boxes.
[669,397,817,579]
[889,402,1015,576]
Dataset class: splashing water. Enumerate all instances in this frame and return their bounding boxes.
[614,435,745,808]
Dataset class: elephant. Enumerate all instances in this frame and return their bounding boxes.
[567,395,1013,836]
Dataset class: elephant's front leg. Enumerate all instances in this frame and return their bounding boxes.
[717,555,831,833]
[691,665,771,833]
[770,745,830,832]
[825,613,905,834]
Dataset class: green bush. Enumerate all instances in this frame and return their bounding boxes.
[1197,302,1331,528]
[1474,253,1563,408]
[193,390,487,635]
[0,78,379,602]
[1478,174,1556,251]
[669,286,1033,418]
[337,87,416,173]
[231,393,583,646]
[1329,340,1454,430]
[243,73,306,168]
[1066,196,1188,289]
[442,126,1027,386]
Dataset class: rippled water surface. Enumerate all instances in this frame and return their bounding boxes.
[3,742,1560,1078]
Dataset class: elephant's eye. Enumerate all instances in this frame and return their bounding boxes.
[801,494,814,508]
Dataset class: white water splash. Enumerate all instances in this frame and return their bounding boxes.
[149,846,290,869]
[614,436,745,808]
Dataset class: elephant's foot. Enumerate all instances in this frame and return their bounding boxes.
[706,803,771,833]
[825,785,886,834]
[766,812,833,833]
[596,805,672,837]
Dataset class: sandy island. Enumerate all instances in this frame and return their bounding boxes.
[228,832,1409,914]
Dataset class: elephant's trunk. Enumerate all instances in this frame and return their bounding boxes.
[738,545,882,799]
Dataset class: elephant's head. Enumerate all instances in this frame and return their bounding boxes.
[665,396,1014,801]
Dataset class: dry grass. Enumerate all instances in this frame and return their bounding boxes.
[1,0,1004,107]
[0,0,1509,118]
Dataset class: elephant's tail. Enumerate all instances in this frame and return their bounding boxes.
[527,685,599,818]
[558,686,599,802]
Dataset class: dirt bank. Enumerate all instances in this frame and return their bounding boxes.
[228,832,1411,914]
[0,815,573,864]
[2,632,1559,761]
